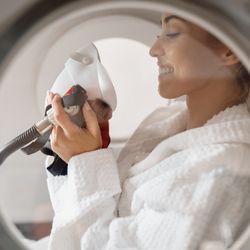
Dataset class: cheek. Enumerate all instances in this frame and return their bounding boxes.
[158,39,221,98]
[172,41,221,91]
[156,43,190,98]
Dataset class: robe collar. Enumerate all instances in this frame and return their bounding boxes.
[166,102,250,151]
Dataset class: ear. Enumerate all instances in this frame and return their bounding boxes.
[221,49,240,66]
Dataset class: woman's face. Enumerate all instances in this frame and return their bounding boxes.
[150,13,226,99]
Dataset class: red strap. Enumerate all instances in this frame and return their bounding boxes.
[100,121,110,148]
[64,85,74,95]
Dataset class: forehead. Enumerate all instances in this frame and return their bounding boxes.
[161,12,205,34]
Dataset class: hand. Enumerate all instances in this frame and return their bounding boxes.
[48,93,102,163]
[46,92,113,124]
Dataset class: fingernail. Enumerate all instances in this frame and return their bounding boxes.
[54,94,61,100]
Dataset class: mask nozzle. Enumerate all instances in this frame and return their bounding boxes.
[35,117,53,135]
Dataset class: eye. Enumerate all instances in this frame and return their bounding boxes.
[156,32,180,40]
[165,32,180,39]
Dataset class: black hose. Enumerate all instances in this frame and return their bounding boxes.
[0,126,40,166]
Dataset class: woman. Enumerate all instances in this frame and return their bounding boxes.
[45,13,250,250]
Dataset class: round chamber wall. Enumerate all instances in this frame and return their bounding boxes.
[0,0,249,250]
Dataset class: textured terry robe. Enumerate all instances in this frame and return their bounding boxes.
[46,101,250,250]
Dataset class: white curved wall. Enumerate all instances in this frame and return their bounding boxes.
[0,11,165,224]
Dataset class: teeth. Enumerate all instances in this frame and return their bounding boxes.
[159,67,174,75]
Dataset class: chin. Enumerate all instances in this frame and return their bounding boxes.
[158,78,188,99]
[158,86,181,99]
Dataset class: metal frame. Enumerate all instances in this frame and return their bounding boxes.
[0,0,249,249]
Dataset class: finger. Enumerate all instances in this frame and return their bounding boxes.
[46,91,55,105]
[50,126,58,150]
[50,126,65,150]
[82,101,101,139]
[52,95,78,134]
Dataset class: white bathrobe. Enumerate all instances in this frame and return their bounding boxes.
[45,101,250,250]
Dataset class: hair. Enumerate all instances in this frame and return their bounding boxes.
[207,33,250,102]
[233,63,250,102]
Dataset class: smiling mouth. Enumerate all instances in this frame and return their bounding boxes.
[159,66,174,75]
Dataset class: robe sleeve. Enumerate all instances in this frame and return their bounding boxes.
[46,147,250,250]
[46,148,121,250]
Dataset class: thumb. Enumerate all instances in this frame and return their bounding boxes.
[52,95,78,134]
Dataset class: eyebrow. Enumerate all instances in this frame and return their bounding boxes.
[160,15,186,25]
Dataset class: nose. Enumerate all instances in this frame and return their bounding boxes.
[149,37,164,58]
